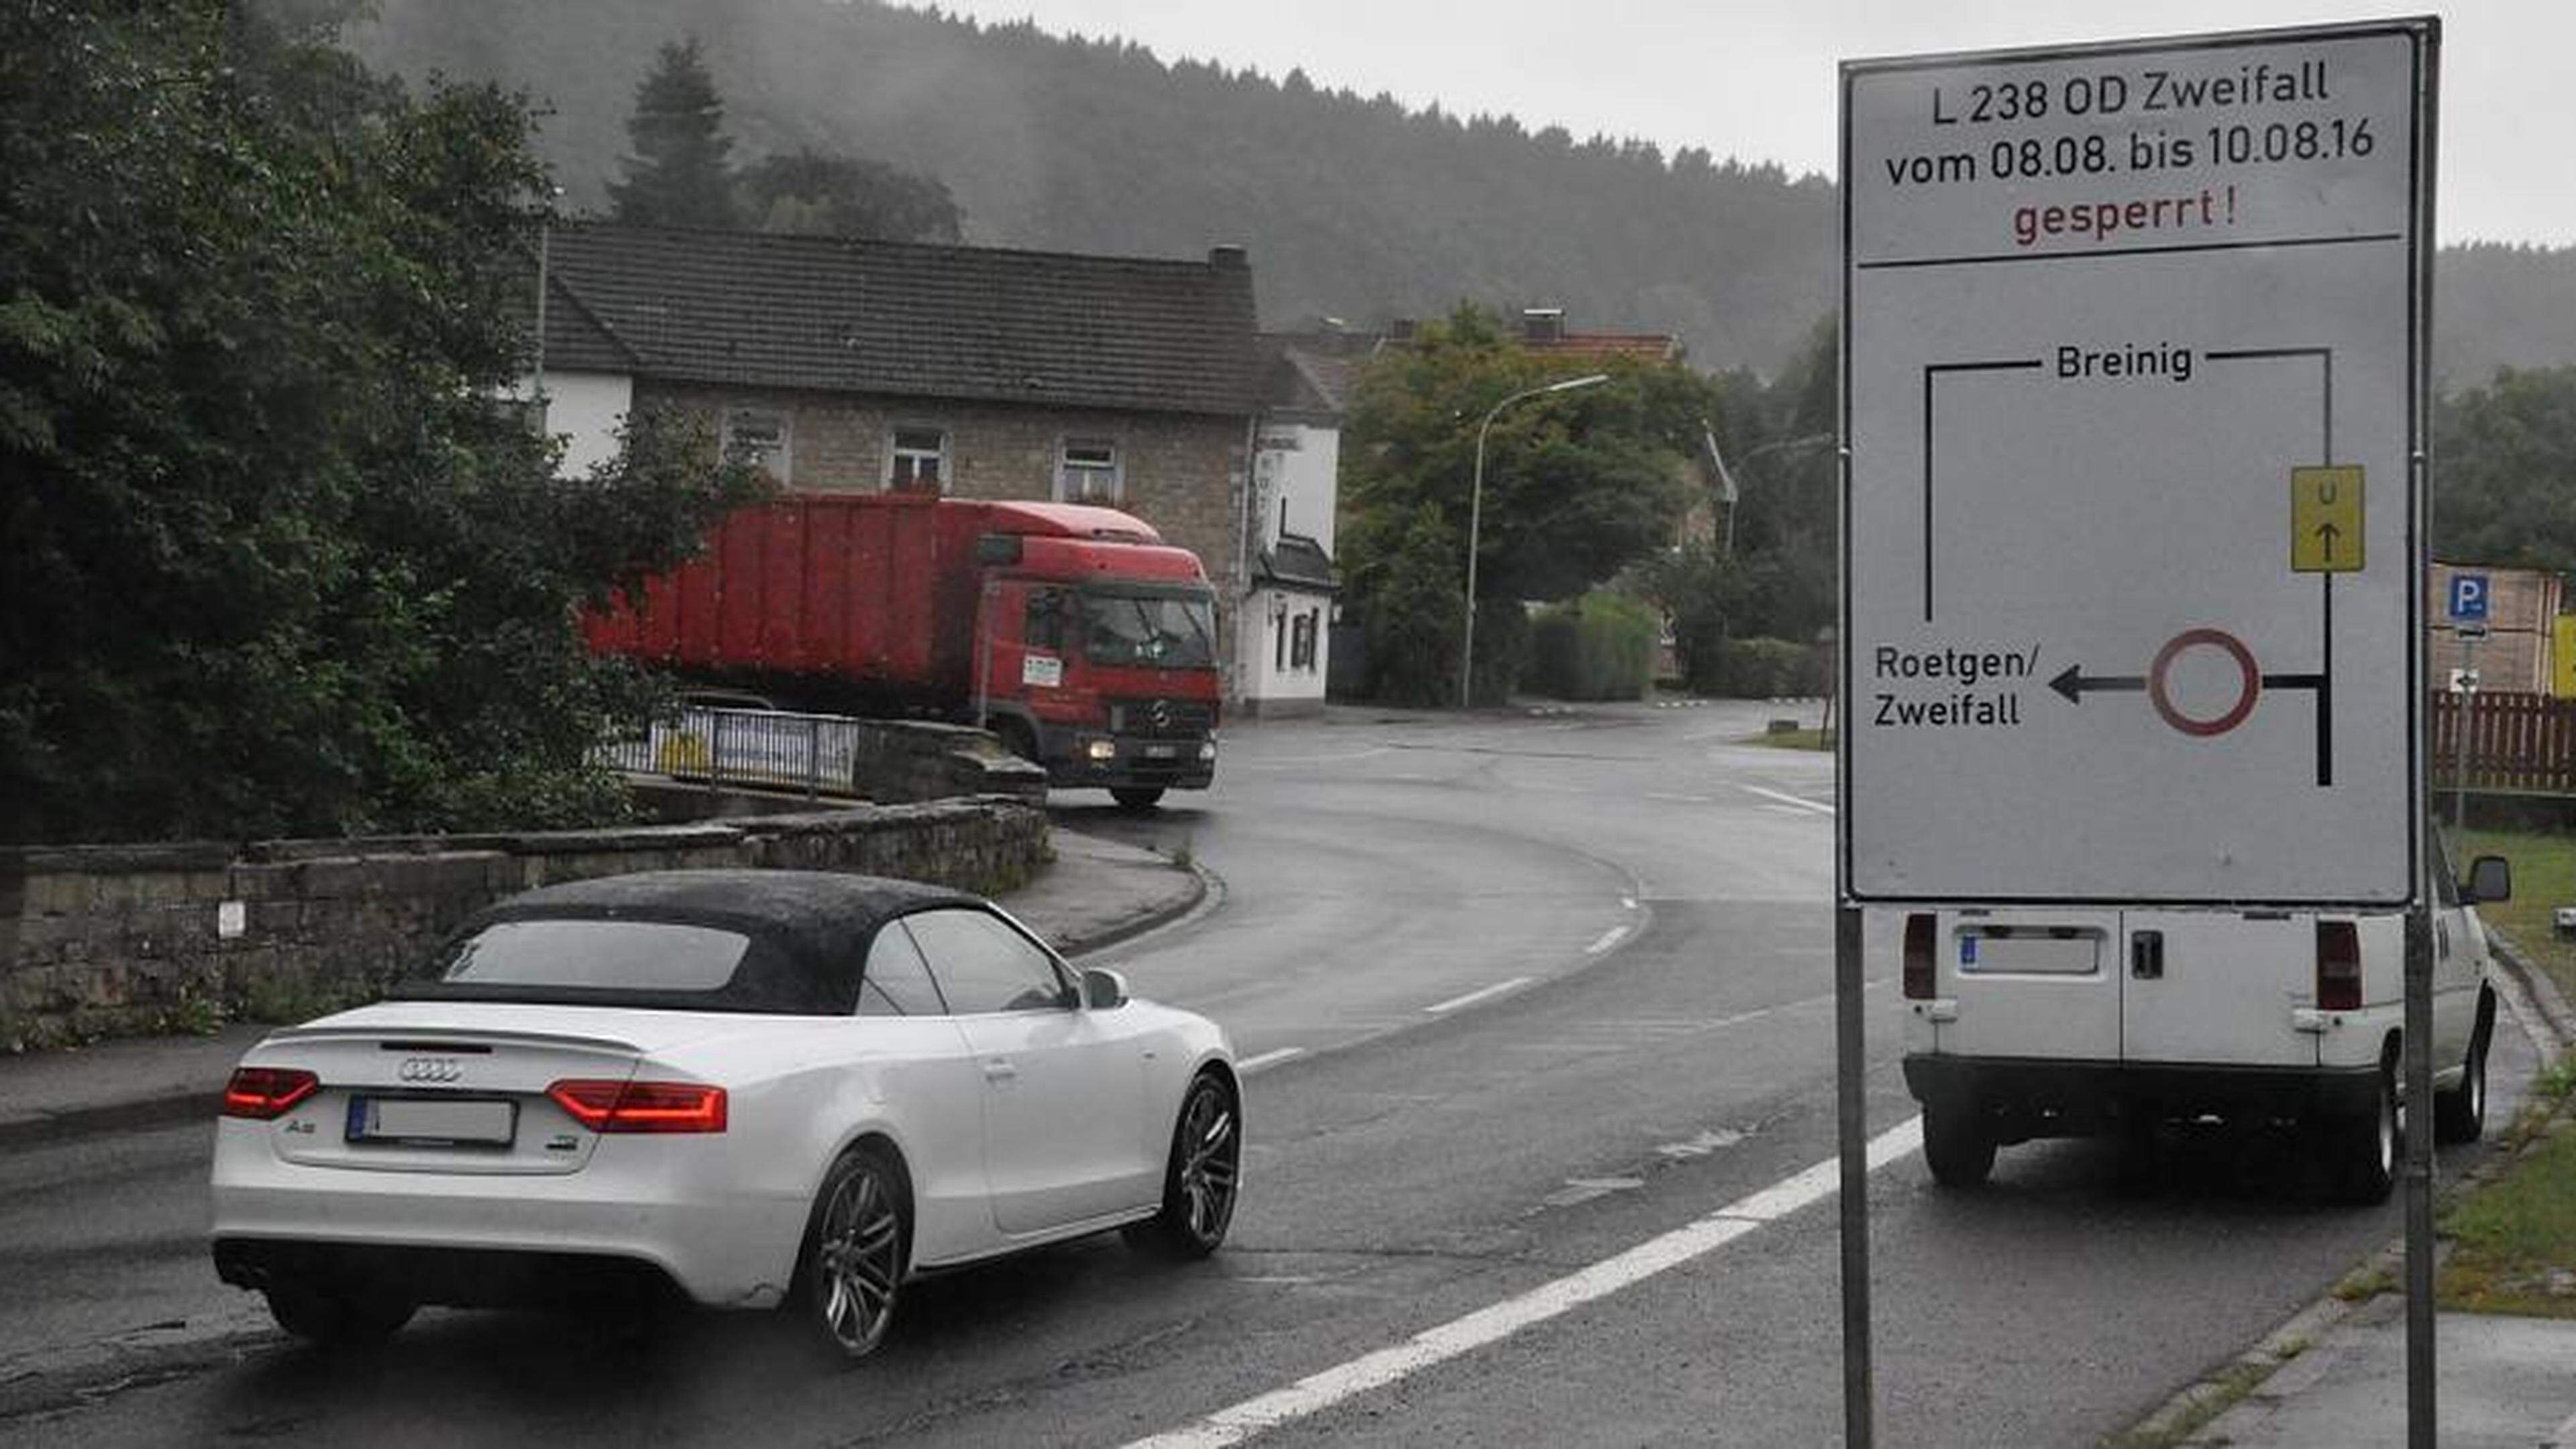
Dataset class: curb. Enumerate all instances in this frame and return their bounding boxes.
[0,1091,225,1152]
[2116,932,2576,1447]
[2491,926,2576,1055]
[1054,858,1218,959]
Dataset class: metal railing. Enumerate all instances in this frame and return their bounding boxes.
[597,706,867,802]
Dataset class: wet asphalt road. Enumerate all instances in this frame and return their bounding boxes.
[0,702,2535,1446]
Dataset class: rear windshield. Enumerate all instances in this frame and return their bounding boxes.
[429,920,751,992]
[392,914,845,1013]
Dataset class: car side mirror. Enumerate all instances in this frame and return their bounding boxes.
[2465,855,2512,904]
[1081,967,1129,1010]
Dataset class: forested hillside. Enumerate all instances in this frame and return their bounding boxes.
[347,0,2571,380]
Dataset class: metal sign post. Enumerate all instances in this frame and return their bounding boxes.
[1841,19,2437,1446]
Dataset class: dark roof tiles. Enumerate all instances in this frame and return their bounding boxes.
[537,223,1265,417]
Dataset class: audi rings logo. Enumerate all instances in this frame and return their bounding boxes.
[1148,699,1173,730]
[398,1057,462,1085]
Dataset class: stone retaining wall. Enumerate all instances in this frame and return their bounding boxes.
[0,798,1046,1051]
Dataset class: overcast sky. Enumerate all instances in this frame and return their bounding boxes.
[928,1,2571,246]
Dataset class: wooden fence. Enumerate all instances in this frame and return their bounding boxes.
[2432,690,2576,794]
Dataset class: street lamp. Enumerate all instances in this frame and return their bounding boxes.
[1460,372,1609,707]
[1702,428,1836,557]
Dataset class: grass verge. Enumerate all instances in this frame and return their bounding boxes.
[1742,729,1835,751]
[2436,1055,2576,1317]
[2461,825,2576,1004]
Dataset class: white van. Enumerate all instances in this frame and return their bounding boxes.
[1895,833,2510,1201]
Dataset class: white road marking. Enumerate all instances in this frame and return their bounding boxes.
[1423,977,1534,1015]
[1654,1128,1745,1159]
[1237,1048,1305,1074]
[1538,1176,1646,1209]
[1740,784,1836,816]
[1123,1118,1927,1449]
[1645,792,1713,804]
[1582,926,1629,955]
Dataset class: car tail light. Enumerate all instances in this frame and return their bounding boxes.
[223,1067,319,1120]
[2316,920,2363,1011]
[547,1079,728,1134]
[1903,912,1937,1000]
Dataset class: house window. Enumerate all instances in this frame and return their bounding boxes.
[722,409,791,483]
[1057,438,1120,504]
[1291,610,1320,671]
[887,427,949,492]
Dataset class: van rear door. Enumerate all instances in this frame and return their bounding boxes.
[1935,908,2121,1063]
[2118,910,2318,1067]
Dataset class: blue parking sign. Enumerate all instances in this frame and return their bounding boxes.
[2449,573,2489,623]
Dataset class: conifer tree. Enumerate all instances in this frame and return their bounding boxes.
[606,36,738,229]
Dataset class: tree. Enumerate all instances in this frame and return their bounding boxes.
[737,149,965,243]
[0,1,761,845]
[1338,305,1705,702]
[2433,366,2576,570]
[607,36,740,229]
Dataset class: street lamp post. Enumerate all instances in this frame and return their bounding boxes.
[1460,373,1609,707]
[1702,429,1837,557]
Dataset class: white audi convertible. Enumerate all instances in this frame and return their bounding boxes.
[209,870,1240,1360]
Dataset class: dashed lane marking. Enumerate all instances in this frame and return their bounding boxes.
[1122,1118,1927,1449]
[1423,977,1534,1015]
[1582,926,1629,955]
[1237,1048,1306,1074]
[1739,784,1836,815]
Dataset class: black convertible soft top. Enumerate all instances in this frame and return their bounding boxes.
[392,869,989,1014]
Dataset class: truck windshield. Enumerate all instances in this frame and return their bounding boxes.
[1083,591,1217,669]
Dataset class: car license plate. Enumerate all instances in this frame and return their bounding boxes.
[1145,744,1176,758]
[347,1095,516,1146]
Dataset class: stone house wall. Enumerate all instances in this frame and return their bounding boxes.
[0,798,1046,1051]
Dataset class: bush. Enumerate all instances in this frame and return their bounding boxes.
[1715,637,1813,698]
[1527,592,1658,701]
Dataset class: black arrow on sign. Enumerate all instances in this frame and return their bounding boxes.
[2314,521,2343,563]
[2048,666,2147,704]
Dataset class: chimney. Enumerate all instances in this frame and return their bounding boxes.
[1208,244,1248,270]
[1521,307,1566,343]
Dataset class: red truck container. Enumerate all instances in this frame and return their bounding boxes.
[585,492,1220,807]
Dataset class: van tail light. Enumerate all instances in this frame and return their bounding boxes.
[1902,912,1937,1000]
[223,1067,320,1120]
[547,1079,729,1134]
[2316,921,2363,1011]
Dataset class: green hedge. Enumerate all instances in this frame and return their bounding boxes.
[1527,593,1658,701]
[1715,637,1813,698]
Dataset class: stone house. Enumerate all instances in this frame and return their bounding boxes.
[523,221,1322,709]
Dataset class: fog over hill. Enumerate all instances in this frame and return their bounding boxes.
[347,0,2571,381]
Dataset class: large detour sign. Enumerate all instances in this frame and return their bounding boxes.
[1839,20,2435,907]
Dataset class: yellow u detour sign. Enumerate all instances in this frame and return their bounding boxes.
[2291,466,2364,574]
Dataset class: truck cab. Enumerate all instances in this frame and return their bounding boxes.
[971,527,1221,810]
[1894,831,2510,1200]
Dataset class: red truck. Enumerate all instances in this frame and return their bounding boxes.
[585,492,1220,808]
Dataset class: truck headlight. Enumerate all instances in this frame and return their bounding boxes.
[1086,739,1118,762]
[1198,739,1218,761]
